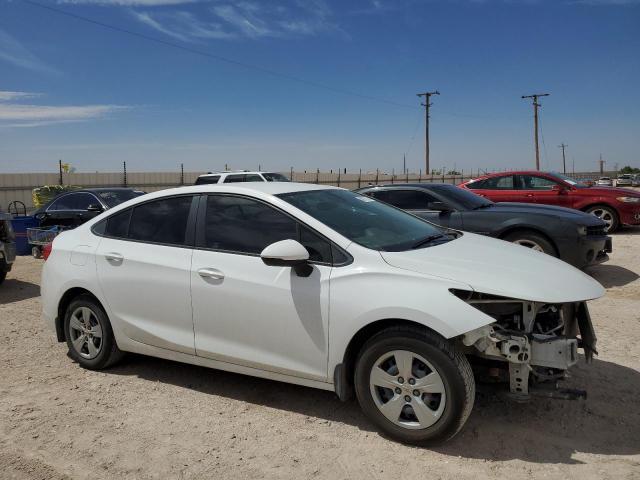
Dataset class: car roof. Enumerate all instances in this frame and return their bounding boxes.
[148,181,338,197]
[197,171,277,176]
[358,183,457,191]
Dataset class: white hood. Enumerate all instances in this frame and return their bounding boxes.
[380,232,605,303]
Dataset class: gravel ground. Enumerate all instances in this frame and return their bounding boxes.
[1,230,639,480]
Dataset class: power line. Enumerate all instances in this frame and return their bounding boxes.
[23,0,415,110]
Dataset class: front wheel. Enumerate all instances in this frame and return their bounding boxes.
[354,327,475,445]
[503,231,557,256]
[585,205,619,233]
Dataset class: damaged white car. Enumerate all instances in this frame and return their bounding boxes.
[41,184,604,445]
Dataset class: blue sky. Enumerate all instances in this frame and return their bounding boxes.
[0,0,639,174]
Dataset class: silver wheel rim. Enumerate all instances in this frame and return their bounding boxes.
[69,306,103,359]
[512,239,545,252]
[369,350,446,430]
[589,208,614,231]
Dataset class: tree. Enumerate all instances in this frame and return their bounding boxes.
[619,165,640,174]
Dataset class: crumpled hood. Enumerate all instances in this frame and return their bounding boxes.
[380,232,605,303]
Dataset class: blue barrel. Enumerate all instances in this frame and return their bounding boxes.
[11,216,40,255]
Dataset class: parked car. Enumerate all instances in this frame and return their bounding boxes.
[595,177,613,187]
[459,171,640,232]
[616,174,633,187]
[33,188,145,229]
[42,183,604,445]
[0,211,16,284]
[356,183,611,269]
[195,171,290,185]
[632,175,640,187]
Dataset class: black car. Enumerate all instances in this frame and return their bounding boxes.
[356,183,612,269]
[34,188,145,229]
[0,211,16,284]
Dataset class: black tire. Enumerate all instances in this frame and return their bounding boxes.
[585,205,619,233]
[354,326,475,445]
[503,230,557,256]
[64,294,124,370]
[0,270,6,285]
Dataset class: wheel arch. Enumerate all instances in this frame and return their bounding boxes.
[497,226,559,256]
[56,287,105,342]
[334,318,439,402]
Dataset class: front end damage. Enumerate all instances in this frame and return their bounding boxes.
[454,290,597,401]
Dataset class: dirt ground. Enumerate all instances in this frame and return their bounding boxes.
[1,231,639,480]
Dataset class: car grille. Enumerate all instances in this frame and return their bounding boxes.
[586,225,606,236]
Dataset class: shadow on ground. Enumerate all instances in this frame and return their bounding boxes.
[586,264,639,288]
[0,279,40,304]
[107,352,640,465]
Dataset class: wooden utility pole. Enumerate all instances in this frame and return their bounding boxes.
[599,154,605,174]
[417,90,440,175]
[558,143,568,174]
[522,93,549,170]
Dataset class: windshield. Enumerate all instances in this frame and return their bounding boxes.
[548,172,589,188]
[97,190,145,207]
[426,184,493,210]
[263,172,290,182]
[278,189,451,252]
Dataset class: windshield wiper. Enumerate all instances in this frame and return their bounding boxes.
[411,234,446,249]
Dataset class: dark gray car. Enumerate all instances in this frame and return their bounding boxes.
[356,183,612,269]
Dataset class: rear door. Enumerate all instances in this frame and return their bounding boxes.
[465,175,522,203]
[95,195,198,354]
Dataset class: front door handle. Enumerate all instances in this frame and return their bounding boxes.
[197,268,225,280]
[105,252,124,262]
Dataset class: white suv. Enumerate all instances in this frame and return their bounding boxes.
[195,171,289,185]
[41,183,604,444]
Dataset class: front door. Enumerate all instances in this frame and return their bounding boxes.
[191,194,331,381]
[514,174,574,208]
[95,195,197,354]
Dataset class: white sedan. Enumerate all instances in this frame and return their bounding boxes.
[41,183,604,444]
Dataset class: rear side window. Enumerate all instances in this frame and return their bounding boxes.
[128,196,193,245]
[196,175,220,185]
[468,176,514,190]
[105,209,131,238]
[368,190,437,209]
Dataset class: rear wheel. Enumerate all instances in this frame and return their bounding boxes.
[354,326,475,445]
[503,231,557,256]
[64,294,123,370]
[585,205,619,233]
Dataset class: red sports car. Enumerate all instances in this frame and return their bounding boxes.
[459,171,640,232]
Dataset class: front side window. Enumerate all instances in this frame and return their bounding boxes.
[202,195,332,262]
[368,190,437,210]
[128,196,193,245]
[278,189,450,252]
[515,175,558,190]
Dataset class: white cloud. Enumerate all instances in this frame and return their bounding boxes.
[0,91,130,128]
[0,29,59,75]
[132,10,235,40]
[0,91,42,101]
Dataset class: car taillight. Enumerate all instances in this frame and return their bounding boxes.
[43,242,53,261]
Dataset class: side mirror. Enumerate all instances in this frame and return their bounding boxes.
[427,201,451,212]
[87,204,104,213]
[260,239,312,277]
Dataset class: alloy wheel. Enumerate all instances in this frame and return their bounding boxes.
[589,208,614,232]
[369,350,446,430]
[68,306,103,359]
[512,239,544,252]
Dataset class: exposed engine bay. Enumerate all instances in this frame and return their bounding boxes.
[454,290,597,400]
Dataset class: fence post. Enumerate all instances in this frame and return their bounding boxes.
[337,169,341,187]
[358,169,362,189]
[58,159,63,186]
[406,170,409,183]
[123,161,127,187]
[391,169,395,184]
[290,166,294,181]
[418,169,422,183]
[441,170,445,184]
[316,169,320,185]
[180,163,184,185]
[375,169,379,185]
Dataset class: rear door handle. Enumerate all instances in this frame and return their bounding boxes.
[105,252,124,262]
[198,268,225,280]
